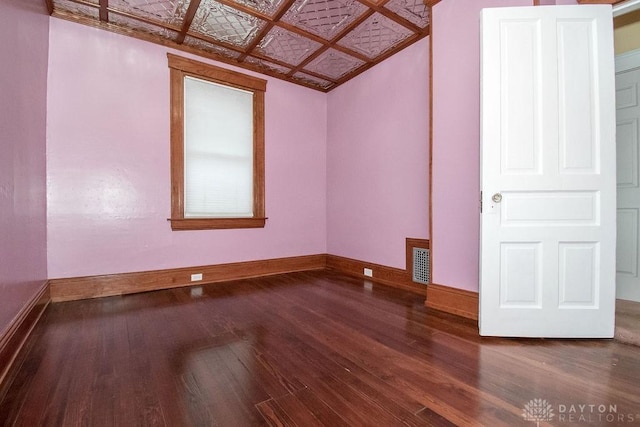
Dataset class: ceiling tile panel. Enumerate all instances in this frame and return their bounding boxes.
[384,0,430,28]
[292,72,334,90]
[183,35,241,58]
[338,12,413,59]
[54,0,100,19]
[225,0,286,18]
[243,56,292,74]
[254,27,322,66]
[110,12,180,37]
[281,0,368,41]
[304,48,364,80]
[188,0,267,48]
[109,0,188,26]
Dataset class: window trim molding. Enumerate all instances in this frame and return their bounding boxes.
[167,53,267,231]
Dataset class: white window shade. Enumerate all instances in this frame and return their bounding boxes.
[183,76,254,218]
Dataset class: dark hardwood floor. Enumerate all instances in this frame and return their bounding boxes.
[1,270,639,426]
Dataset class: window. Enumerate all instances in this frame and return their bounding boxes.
[168,54,267,230]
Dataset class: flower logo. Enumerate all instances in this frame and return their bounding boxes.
[523,398,554,426]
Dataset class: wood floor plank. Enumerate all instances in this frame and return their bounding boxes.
[1,270,639,426]
[256,387,347,427]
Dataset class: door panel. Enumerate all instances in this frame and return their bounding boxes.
[500,243,541,307]
[558,242,598,307]
[480,5,616,337]
[617,119,638,186]
[617,209,638,276]
[501,191,599,225]
[500,20,541,175]
[557,19,599,174]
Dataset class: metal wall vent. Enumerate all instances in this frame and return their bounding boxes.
[412,247,430,285]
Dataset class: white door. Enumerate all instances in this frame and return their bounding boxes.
[616,49,640,302]
[480,5,617,337]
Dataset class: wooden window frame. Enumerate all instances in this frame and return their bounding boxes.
[168,53,267,231]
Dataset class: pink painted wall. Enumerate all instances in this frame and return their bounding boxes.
[327,37,430,270]
[0,0,49,332]
[47,19,327,278]
[431,0,532,292]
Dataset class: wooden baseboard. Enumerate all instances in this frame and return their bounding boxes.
[326,254,427,296]
[49,254,328,302]
[426,283,478,320]
[0,282,50,400]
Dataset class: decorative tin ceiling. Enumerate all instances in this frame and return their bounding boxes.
[45,0,433,91]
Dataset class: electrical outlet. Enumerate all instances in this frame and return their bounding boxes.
[190,273,203,281]
[363,268,373,277]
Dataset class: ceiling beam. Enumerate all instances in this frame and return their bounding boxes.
[176,0,202,45]
[99,0,108,22]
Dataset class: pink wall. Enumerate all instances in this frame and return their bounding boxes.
[430,0,578,292]
[431,0,532,291]
[327,38,430,270]
[47,19,327,278]
[0,0,49,332]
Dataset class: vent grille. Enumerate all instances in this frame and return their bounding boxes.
[412,247,430,284]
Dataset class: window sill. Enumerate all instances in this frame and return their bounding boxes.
[169,217,267,230]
